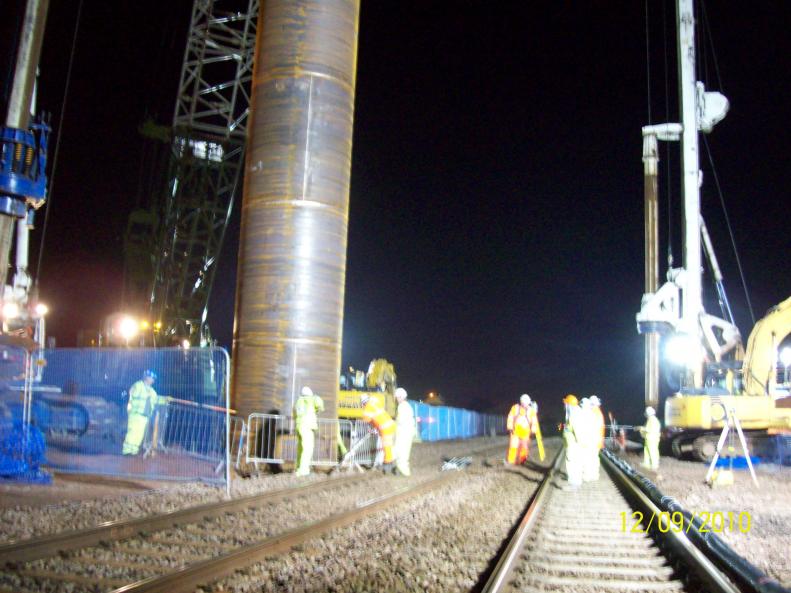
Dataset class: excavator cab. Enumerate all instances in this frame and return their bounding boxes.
[337,358,398,419]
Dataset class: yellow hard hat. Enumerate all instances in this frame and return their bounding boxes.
[563,394,578,406]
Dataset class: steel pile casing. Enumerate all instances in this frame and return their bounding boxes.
[231,0,360,420]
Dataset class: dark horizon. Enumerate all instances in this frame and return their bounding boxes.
[4,1,789,424]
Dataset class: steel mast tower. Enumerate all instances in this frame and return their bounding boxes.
[129,0,258,346]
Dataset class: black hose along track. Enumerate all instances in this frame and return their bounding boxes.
[483,448,790,593]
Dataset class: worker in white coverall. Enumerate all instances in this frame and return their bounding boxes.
[640,406,661,471]
[579,397,599,482]
[123,370,158,455]
[587,395,605,480]
[294,386,324,476]
[562,394,582,489]
[394,387,415,476]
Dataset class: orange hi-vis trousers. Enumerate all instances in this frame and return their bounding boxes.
[507,431,531,464]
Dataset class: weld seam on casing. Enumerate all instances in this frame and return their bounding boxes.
[255,67,353,91]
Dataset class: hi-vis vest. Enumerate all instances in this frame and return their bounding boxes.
[294,395,324,431]
[363,400,395,434]
[645,415,661,443]
[507,404,535,439]
[128,380,157,416]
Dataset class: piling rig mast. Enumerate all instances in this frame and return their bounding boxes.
[637,0,791,460]
[1,0,50,345]
[124,0,258,347]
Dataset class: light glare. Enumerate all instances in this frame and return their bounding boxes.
[780,347,791,368]
[2,302,20,319]
[664,334,703,368]
[118,316,139,341]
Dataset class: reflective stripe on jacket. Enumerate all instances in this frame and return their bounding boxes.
[363,400,395,433]
[507,404,536,438]
[294,395,324,431]
[645,415,661,442]
[128,380,157,416]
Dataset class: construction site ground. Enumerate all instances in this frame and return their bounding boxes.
[1,440,789,588]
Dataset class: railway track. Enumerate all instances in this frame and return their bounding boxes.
[0,442,507,593]
[481,448,748,593]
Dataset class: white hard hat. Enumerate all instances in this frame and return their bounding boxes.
[520,393,531,405]
[645,406,656,417]
[395,387,408,400]
[580,397,590,408]
[301,386,313,397]
[589,395,601,406]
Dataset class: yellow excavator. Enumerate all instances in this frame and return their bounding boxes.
[666,296,791,460]
[338,358,398,419]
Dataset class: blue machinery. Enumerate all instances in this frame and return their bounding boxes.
[0,0,52,483]
[0,119,49,217]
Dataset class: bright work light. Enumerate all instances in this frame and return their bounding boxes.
[2,302,19,319]
[118,316,139,341]
[664,334,703,368]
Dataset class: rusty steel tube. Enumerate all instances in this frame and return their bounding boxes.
[643,133,660,409]
[231,0,360,419]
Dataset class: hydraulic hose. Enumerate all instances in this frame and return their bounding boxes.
[602,450,789,593]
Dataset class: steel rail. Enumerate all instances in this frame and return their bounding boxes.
[0,473,374,565]
[109,471,464,593]
[481,448,743,593]
[480,445,564,593]
[601,453,741,593]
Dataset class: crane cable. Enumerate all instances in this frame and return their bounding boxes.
[33,0,84,290]
[644,0,652,125]
[661,0,674,268]
[697,0,756,326]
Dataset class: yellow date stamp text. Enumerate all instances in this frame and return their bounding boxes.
[620,510,751,534]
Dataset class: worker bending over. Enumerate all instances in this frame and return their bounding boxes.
[506,394,538,465]
[361,394,396,473]
[294,386,324,476]
[123,370,158,456]
[640,406,661,471]
[394,388,415,476]
[562,394,583,489]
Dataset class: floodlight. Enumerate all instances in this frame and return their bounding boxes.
[118,316,139,341]
[664,334,703,368]
[2,302,20,319]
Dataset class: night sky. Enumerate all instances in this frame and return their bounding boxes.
[3,2,790,424]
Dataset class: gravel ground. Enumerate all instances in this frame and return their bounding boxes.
[0,437,508,543]
[1,472,445,592]
[620,451,791,587]
[211,442,560,593]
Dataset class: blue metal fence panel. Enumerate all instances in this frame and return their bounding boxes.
[27,347,231,485]
[411,402,504,442]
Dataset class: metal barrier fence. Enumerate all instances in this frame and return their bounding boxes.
[244,405,506,472]
[246,414,351,470]
[13,347,233,490]
[341,419,380,468]
[411,401,505,441]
